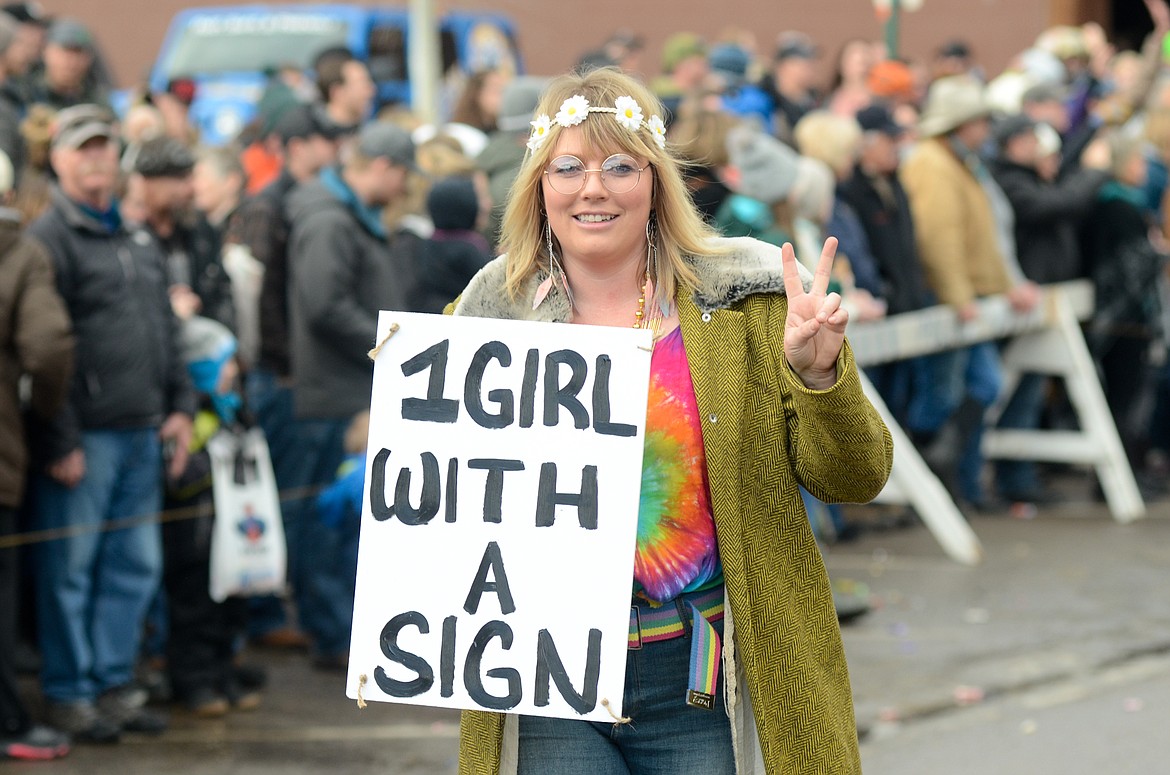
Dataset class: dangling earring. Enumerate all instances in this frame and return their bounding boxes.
[534,220,574,311]
[545,220,556,270]
[645,213,668,320]
[645,215,659,282]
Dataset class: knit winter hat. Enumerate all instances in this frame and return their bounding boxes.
[426,176,479,231]
[726,123,799,205]
[661,32,706,73]
[708,43,750,88]
[181,316,241,421]
[993,114,1037,149]
[867,60,914,101]
[182,316,237,378]
[788,156,835,222]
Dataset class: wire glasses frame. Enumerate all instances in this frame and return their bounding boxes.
[543,154,651,195]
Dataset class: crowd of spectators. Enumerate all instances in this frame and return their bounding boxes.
[1,0,1169,761]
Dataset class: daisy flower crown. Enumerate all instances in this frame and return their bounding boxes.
[527,94,667,153]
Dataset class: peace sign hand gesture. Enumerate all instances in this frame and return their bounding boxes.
[782,237,848,390]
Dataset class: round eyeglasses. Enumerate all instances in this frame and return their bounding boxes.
[543,154,650,195]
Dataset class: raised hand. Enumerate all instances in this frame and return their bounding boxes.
[782,237,848,390]
[1146,0,1170,34]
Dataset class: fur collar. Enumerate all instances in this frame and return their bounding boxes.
[452,236,811,321]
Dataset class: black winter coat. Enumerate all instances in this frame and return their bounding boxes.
[410,233,490,315]
[154,215,236,330]
[286,177,418,419]
[838,167,933,314]
[990,160,1107,284]
[1080,188,1167,341]
[27,186,195,460]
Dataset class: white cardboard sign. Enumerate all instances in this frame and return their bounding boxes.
[347,311,652,722]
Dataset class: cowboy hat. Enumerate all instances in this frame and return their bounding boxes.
[918,75,991,137]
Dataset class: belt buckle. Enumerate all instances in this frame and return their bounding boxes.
[629,605,643,650]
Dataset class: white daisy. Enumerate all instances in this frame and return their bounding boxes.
[527,114,552,151]
[555,95,590,127]
[646,114,667,150]
[613,96,644,132]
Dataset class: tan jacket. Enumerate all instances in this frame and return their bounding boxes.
[900,137,1013,307]
[0,210,73,507]
[450,236,894,774]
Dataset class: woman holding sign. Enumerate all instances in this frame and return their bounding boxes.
[450,67,893,775]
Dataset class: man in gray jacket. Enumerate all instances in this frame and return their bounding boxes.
[285,120,420,668]
[27,105,193,742]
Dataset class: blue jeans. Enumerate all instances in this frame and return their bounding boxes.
[1149,359,1170,454]
[34,428,163,702]
[518,617,734,775]
[995,373,1048,498]
[907,343,1002,502]
[865,358,927,428]
[291,417,350,657]
[244,370,299,637]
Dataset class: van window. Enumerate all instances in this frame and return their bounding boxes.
[368,24,408,83]
[163,13,350,78]
[440,31,459,75]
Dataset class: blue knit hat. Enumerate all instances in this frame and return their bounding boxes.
[181,316,241,422]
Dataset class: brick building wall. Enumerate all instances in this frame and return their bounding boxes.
[48,0,1110,93]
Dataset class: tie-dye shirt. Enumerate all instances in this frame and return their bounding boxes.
[634,326,723,604]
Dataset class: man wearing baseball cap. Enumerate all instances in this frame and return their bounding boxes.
[26,104,193,741]
[283,119,422,668]
[764,31,821,145]
[18,18,108,111]
[227,102,342,652]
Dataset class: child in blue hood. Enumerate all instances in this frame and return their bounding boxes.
[313,410,369,664]
[161,317,264,716]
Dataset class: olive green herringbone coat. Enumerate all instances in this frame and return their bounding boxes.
[449,236,893,774]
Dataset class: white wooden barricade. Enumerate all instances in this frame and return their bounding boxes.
[847,280,1144,566]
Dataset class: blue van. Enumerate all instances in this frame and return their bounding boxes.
[148,4,523,145]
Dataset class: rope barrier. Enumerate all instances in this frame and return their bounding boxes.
[0,484,325,550]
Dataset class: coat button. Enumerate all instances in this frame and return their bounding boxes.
[708,413,718,423]
[701,312,712,322]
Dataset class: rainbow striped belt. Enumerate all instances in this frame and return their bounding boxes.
[628,587,725,710]
[628,586,725,648]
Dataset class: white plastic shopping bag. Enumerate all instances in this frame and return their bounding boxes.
[206,427,287,602]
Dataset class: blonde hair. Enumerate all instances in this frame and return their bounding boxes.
[498,67,721,305]
[1144,108,1170,159]
[1105,130,1144,181]
[416,136,477,178]
[793,110,862,178]
[668,106,740,169]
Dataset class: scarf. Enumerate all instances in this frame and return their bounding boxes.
[320,166,387,240]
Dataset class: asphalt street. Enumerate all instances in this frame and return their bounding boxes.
[13,474,1170,774]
